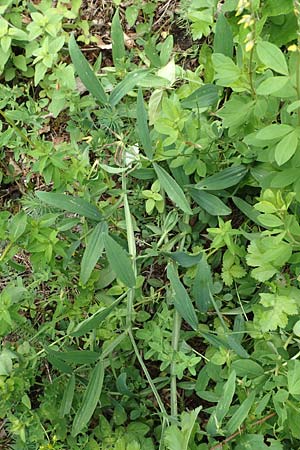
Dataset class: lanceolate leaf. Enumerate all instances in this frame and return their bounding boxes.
[71,297,124,337]
[167,263,198,330]
[137,88,153,159]
[181,84,219,109]
[111,8,125,66]
[226,391,256,434]
[80,222,107,285]
[109,70,148,107]
[103,234,136,288]
[59,373,75,418]
[36,192,102,221]
[153,163,192,214]
[192,165,248,190]
[192,257,213,313]
[69,34,107,105]
[71,360,105,436]
[189,188,231,216]
[275,130,298,166]
[214,14,233,58]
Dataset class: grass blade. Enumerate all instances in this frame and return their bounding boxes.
[137,88,153,159]
[104,234,136,287]
[71,360,104,436]
[69,34,107,105]
[80,222,106,285]
[109,70,148,107]
[36,191,102,221]
[153,163,192,215]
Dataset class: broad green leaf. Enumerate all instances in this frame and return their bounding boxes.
[190,189,231,216]
[192,257,213,313]
[109,70,148,107]
[137,88,153,159]
[71,360,104,436]
[160,35,174,66]
[256,124,293,140]
[69,34,107,105]
[164,251,203,267]
[225,335,250,358]
[111,8,125,66]
[36,192,102,221]
[256,76,289,95]
[193,165,247,190]
[257,214,283,228]
[71,297,123,337]
[275,131,298,166]
[9,212,27,242]
[181,84,219,109]
[212,53,241,86]
[153,163,192,214]
[257,41,289,75]
[214,14,233,58]
[231,359,264,378]
[80,223,106,285]
[167,263,198,330]
[287,360,300,397]
[207,370,236,435]
[226,391,256,435]
[59,374,75,417]
[104,234,136,288]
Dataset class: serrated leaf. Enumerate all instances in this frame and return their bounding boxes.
[109,70,148,107]
[192,165,247,190]
[36,192,102,221]
[190,189,231,216]
[69,34,107,105]
[59,374,75,417]
[137,88,153,159]
[71,360,104,436]
[167,263,198,330]
[80,223,106,285]
[104,234,136,287]
[71,297,123,337]
[153,163,192,214]
[275,131,298,166]
[257,41,289,75]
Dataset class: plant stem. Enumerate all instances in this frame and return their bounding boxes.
[294,1,300,124]
[170,310,181,418]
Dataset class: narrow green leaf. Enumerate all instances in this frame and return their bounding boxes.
[164,251,203,267]
[192,257,213,313]
[207,370,236,435]
[69,34,107,105]
[275,131,298,166]
[257,41,289,75]
[71,297,123,337]
[36,192,102,221]
[47,350,100,365]
[71,360,105,436]
[193,165,247,190]
[190,189,231,216]
[231,359,264,378]
[46,353,73,374]
[214,14,233,57]
[226,391,256,435]
[153,163,192,214]
[59,374,75,417]
[109,70,148,107]
[167,263,198,330]
[181,84,219,109]
[80,223,106,285]
[104,234,136,287]
[137,88,153,159]
[232,196,262,225]
[111,8,125,66]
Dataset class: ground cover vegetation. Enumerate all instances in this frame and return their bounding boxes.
[1,0,300,448]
